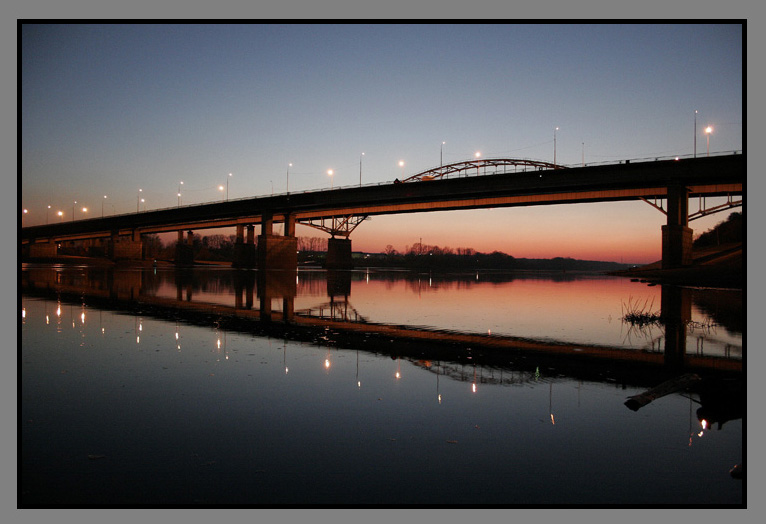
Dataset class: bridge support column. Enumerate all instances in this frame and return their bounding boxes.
[111,230,143,261]
[326,237,353,269]
[175,230,195,267]
[661,185,693,269]
[233,224,256,268]
[29,240,58,259]
[258,213,297,270]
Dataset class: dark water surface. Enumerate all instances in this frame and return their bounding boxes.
[20,265,744,506]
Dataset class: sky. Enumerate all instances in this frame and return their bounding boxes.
[20,23,743,264]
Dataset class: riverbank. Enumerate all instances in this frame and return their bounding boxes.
[609,242,743,288]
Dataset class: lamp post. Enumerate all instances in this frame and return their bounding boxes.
[440,141,446,167]
[554,127,559,165]
[359,153,364,186]
[102,196,107,217]
[705,126,713,156]
[72,201,77,222]
[226,173,232,201]
[57,210,63,222]
[287,163,292,193]
[178,181,183,207]
[218,185,225,201]
[475,151,481,176]
[328,169,334,189]
[694,110,698,157]
[398,160,404,180]
[47,205,51,224]
[137,189,142,213]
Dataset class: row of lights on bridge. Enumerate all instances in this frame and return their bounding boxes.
[22,122,719,224]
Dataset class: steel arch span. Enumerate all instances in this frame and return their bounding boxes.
[400,158,565,183]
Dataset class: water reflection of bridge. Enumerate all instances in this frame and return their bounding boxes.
[21,265,741,378]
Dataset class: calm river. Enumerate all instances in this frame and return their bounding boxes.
[20,264,744,507]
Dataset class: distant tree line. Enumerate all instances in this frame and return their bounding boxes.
[361,242,628,271]
[154,234,330,262]
[152,234,629,271]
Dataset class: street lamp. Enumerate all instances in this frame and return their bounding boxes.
[694,110,698,157]
[57,210,63,222]
[72,201,77,222]
[218,185,225,201]
[705,126,713,156]
[287,163,292,193]
[441,141,446,167]
[47,205,51,224]
[359,153,364,186]
[226,173,232,201]
[178,181,183,207]
[475,151,481,175]
[398,160,404,180]
[102,196,107,217]
[137,189,142,213]
[327,169,334,189]
[554,127,559,165]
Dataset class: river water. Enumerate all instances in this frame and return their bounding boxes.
[20,264,744,506]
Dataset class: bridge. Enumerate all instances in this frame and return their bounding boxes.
[21,153,744,270]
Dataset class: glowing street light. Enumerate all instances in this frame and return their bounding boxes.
[178,181,183,207]
[72,201,77,222]
[327,169,334,189]
[440,141,446,167]
[359,153,364,186]
[287,163,292,193]
[137,189,142,213]
[554,127,559,165]
[475,151,481,175]
[705,126,713,156]
[398,160,404,179]
[218,184,225,201]
[57,210,64,222]
[226,172,232,201]
[47,205,51,224]
[102,195,107,217]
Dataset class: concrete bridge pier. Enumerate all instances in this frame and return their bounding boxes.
[233,224,257,268]
[175,230,195,267]
[326,237,353,269]
[661,185,693,269]
[29,240,58,259]
[258,213,297,270]
[111,230,143,261]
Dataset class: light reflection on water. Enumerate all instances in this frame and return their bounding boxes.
[20,265,743,506]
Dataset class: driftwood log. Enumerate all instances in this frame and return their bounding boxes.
[624,373,701,411]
